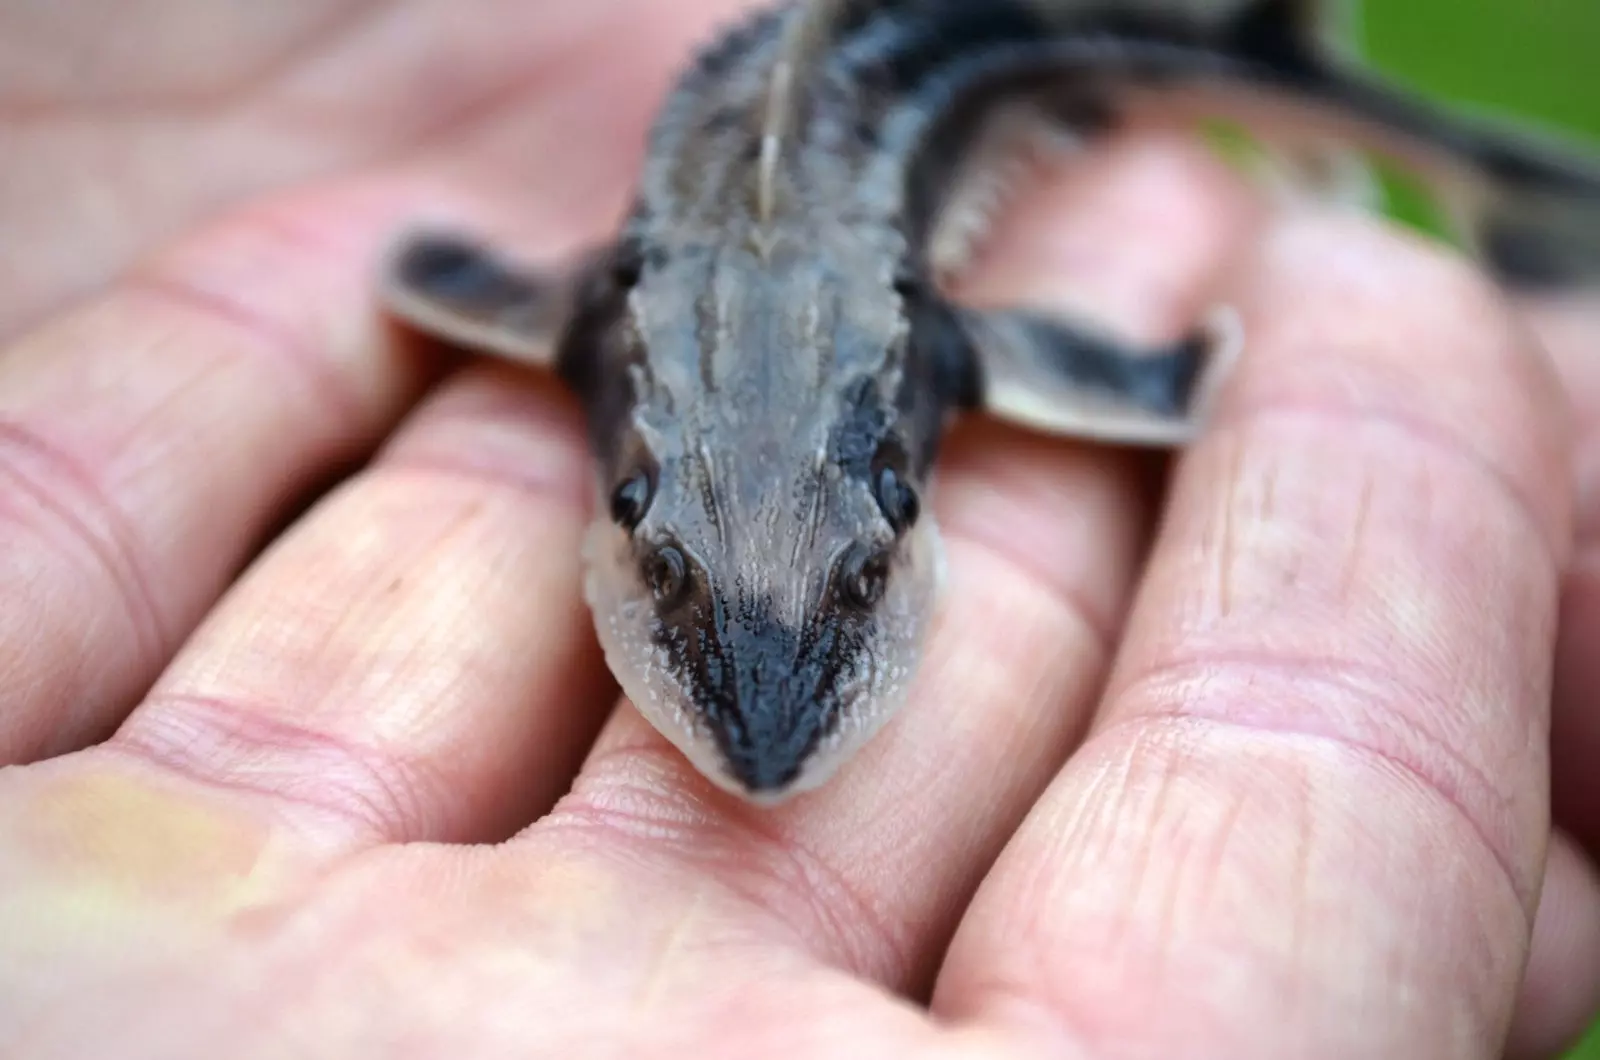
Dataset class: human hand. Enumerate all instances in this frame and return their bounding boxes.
[2,2,1598,1057]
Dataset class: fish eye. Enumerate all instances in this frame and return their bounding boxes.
[610,471,654,531]
[609,238,646,289]
[892,261,925,300]
[642,544,690,606]
[874,466,919,534]
[840,545,891,610]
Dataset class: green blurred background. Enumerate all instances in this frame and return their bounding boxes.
[1348,0,1598,1056]
[1361,0,1598,142]
[1361,0,1599,243]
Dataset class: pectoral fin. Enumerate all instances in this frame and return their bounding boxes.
[962,303,1241,447]
[380,231,581,367]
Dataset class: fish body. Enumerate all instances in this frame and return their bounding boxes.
[383,0,1600,803]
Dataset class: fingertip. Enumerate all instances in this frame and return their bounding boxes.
[1506,834,1600,1060]
[955,128,1266,343]
[1212,209,1573,563]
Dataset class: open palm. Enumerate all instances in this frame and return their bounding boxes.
[2,2,1598,1057]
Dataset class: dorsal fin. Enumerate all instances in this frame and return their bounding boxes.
[757,0,860,224]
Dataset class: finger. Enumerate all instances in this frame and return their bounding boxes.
[1526,295,1600,858]
[935,213,1572,1057]
[1506,832,1600,1060]
[0,183,436,765]
[36,361,612,852]
[531,130,1266,992]
[954,128,1256,345]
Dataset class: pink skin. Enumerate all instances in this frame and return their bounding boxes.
[1,2,1598,1056]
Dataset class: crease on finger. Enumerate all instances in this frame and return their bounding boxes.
[106,691,446,850]
[0,415,168,688]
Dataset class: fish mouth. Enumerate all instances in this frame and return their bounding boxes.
[722,747,806,796]
[705,685,875,804]
[702,683,840,799]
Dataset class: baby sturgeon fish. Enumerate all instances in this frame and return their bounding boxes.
[382,0,1600,804]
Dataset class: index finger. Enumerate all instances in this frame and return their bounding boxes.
[935,212,1572,1057]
